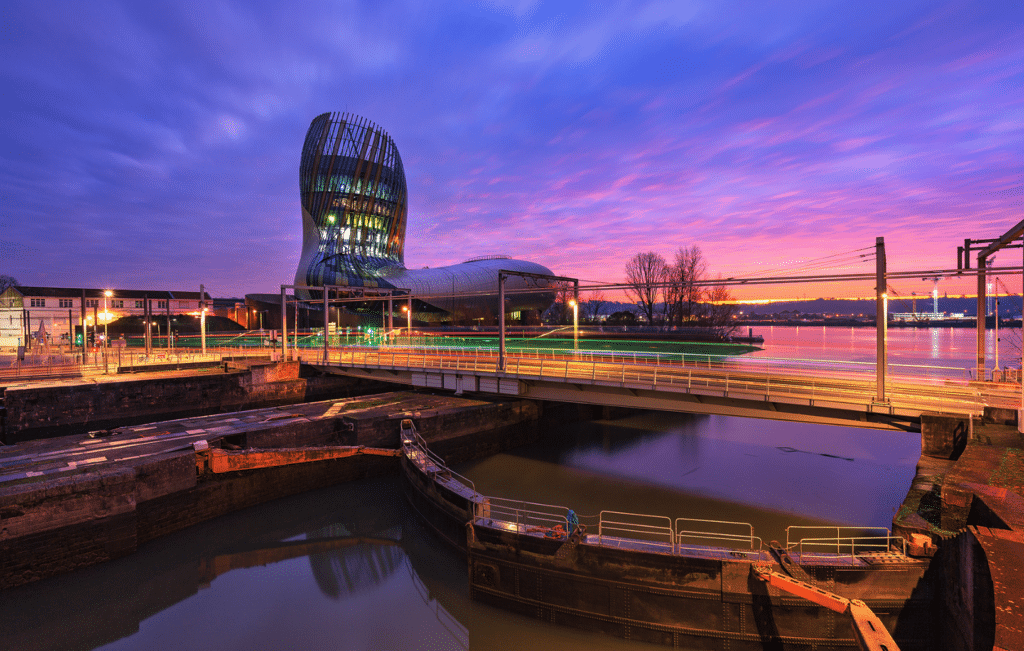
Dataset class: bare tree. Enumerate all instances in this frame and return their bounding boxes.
[625,252,668,324]
[705,277,738,335]
[0,275,19,293]
[582,291,607,323]
[547,281,576,325]
[664,246,706,325]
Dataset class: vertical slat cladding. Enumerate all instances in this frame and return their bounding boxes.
[300,113,332,213]
[309,114,336,218]
[341,125,374,234]
[363,132,387,251]
[314,116,347,221]
[357,131,382,250]
[388,186,407,263]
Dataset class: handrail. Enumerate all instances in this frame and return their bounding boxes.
[478,496,570,534]
[598,510,674,551]
[785,526,907,560]
[675,517,760,551]
[400,421,477,495]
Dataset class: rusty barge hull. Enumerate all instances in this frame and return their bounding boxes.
[465,523,932,650]
[398,428,936,650]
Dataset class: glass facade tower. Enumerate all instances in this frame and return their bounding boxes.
[296,112,407,289]
[295,112,555,319]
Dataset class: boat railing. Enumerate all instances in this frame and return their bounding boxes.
[785,526,907,561]
[598,511,675,553]
[400,425,912,563]
[476,496,570,535]
[675,517,763,553]
[400,420,477,495]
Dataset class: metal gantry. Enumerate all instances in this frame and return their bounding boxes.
[498,270,577,371]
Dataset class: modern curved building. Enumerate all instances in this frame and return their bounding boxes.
[295,112,555,320]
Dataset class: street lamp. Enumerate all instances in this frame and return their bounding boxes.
[103,290,113,348]
[402,304,411,336]
[569,298,578,351]
[103,290,113,374]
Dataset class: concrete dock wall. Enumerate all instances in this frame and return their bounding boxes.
[1,362,391,443]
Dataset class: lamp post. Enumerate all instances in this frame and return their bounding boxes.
[569,298,579,351]
[402,304,411,337]
[103,290,112,348]
[199,284,207,355]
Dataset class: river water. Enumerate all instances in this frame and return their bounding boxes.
[3,326,1009,651]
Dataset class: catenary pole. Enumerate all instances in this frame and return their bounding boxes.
[875,237,887,402]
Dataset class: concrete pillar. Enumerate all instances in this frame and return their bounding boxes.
[498,273,506,371]
[920,412,970,459]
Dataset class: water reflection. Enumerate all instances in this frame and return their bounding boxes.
[306,524,405,599]
[753,324,1021,375]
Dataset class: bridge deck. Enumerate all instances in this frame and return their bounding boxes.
[310,346,1019,431]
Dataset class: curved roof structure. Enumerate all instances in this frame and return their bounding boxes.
[295,112,554,318]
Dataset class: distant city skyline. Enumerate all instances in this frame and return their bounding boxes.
[3,1,1021,303]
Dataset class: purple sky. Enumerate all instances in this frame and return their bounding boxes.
[3,0,1022,301]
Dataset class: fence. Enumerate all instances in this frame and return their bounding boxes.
[311,344,1015,416]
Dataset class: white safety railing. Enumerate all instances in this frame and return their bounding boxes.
[675,517,763,553]
[785,526,907,561]
[477,497,571,536]
[400,421,477,497]
[597,510,675,553]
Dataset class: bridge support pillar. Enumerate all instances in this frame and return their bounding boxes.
[921,412,970,460]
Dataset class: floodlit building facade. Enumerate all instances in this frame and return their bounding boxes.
[295,112,555,320]
[0,286,210,348]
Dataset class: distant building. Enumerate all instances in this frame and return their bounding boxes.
[295,112,555,322]
[0,286,210,347]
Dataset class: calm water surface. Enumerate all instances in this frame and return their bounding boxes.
[750,324,1020,377]
[3,328,944,650]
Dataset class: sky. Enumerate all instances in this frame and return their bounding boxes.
[2,0,1023,302]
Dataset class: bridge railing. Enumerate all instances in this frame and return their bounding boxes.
[318,344,1008,414]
